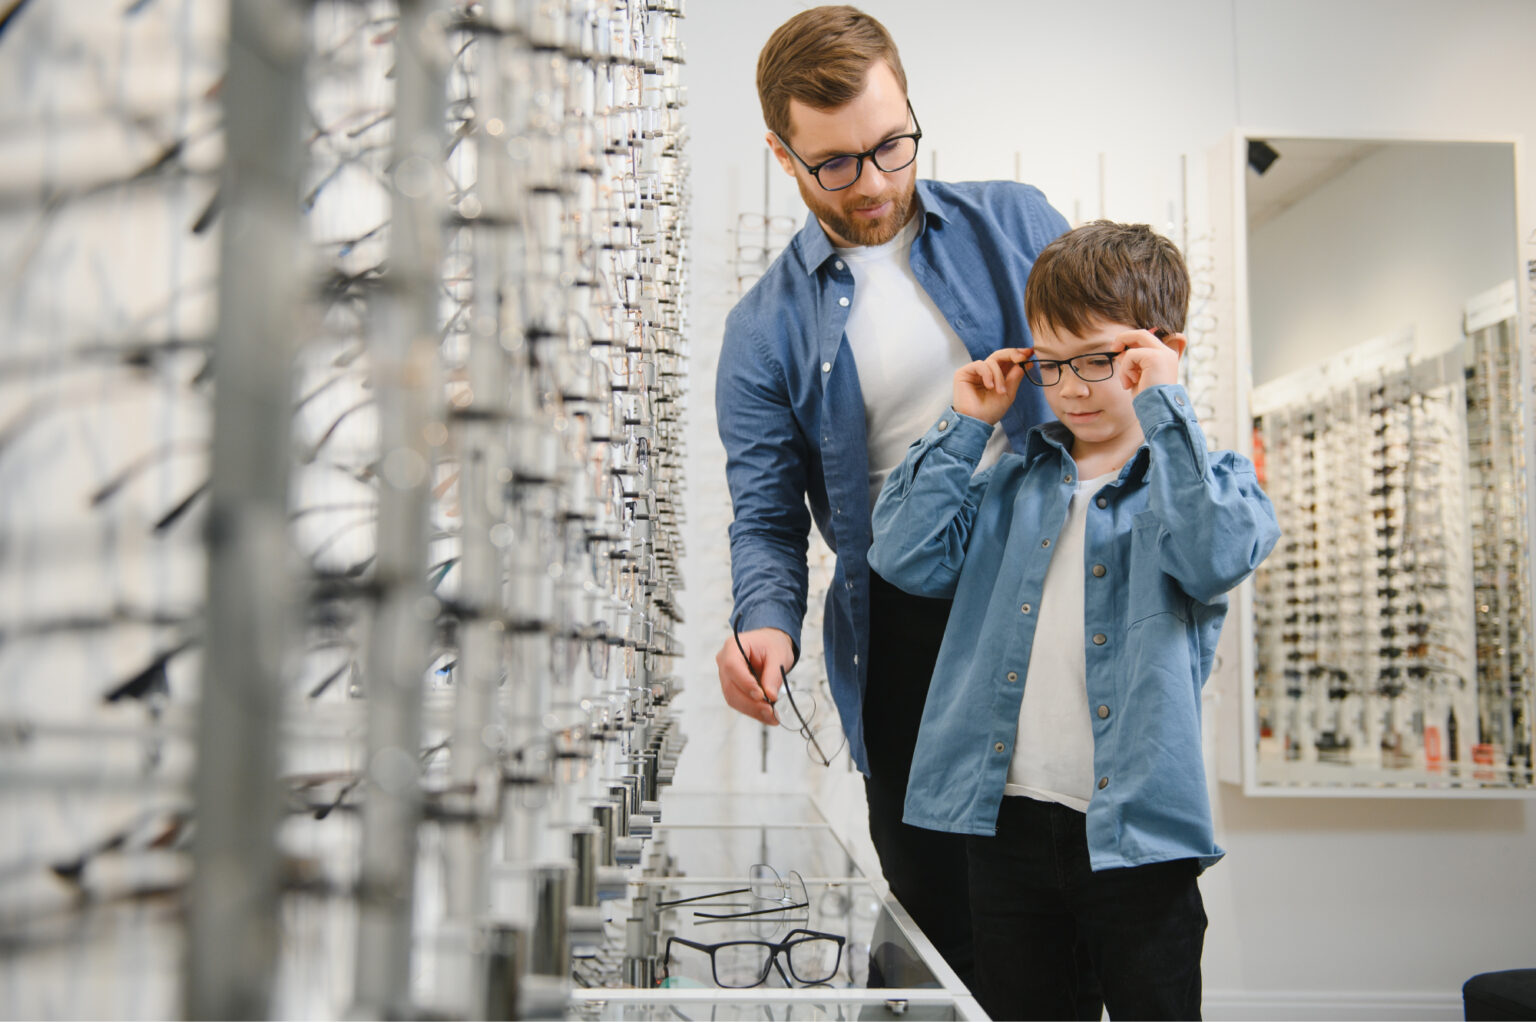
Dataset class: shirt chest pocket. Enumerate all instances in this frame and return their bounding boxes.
[1127,510,1190,625]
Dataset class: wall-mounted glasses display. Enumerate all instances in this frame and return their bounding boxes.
[1,1,692,1018]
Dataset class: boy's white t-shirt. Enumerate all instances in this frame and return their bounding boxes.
[1004,469,1119,812]
[836,216,1011,509]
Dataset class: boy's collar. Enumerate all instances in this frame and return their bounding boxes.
[1026,421,1152,483]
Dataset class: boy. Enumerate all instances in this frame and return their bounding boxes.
[868,221,1279,1019]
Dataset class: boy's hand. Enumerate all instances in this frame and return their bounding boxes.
[1115,329,1186,395]
[954,347,1031,425]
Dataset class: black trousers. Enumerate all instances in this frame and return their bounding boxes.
[863,572,1103,1017]
[967,796,1207,1021]
[862,570,975,988]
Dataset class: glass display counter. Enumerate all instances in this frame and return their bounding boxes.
[568,792,984,1020]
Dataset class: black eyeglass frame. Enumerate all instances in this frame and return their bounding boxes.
[1021,350,1122,388]
[732,615,832,766]
[661,928,848,989]
[772,101,923,192]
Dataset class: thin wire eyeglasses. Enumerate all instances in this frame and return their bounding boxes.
[1022,351,1121,387]
[732,615,832,766]
[661,928,846,988]
[655,863,811,922]
[773,101,922,192]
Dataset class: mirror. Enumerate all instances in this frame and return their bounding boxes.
[1238,136,1534,792]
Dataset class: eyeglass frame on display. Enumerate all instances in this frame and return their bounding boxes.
[655,863,811,922]
[660,927,847,989]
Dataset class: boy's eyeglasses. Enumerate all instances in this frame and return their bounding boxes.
[1022,351,1120,387]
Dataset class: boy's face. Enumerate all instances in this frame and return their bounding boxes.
[1031,317,1146,464]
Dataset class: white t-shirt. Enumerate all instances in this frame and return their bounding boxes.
[837,216,1011,508]
[1004,469,1118,812]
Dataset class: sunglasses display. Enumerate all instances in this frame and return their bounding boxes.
[1249,317,1533,791]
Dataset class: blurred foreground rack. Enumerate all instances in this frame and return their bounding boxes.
[0,1,692,1017]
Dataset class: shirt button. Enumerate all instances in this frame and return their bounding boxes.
[835,260,845,270]
[1041,538,1051,548]
[1176,395,1185,406]
[853,654,859,665]
[938,420,948,431]
[1096,496,1108,508]
[1097,704,1110,719]
[1098,776,1109,790]
[1092,564,1106,577]
[994,742,1006,753]
[1064,474,1073,484]
[1092,633,1107,645]
[1020,603,1032,614]
[822,362,831,373]
[1006,671,1018,682]
[838,296,850,307]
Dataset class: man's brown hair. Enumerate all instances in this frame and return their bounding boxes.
[756,5,907,143]
[1025,221,1190,339]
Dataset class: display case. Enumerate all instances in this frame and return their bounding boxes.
[567,792,985,1020]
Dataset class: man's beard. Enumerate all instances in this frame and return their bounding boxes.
[798,176,916,247]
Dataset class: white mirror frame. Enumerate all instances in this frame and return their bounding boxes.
[1219,128,1536,798]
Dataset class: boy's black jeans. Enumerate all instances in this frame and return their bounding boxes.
[967,796,1207,1021]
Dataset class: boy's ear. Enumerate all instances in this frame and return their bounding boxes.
[1162,331,1188,359]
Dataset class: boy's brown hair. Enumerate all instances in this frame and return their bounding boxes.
[1025,221,1190,339]
[756,6,907,143]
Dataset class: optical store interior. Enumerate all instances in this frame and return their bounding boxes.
[2,1,1535,1020]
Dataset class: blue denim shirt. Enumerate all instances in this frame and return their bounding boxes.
[716,179,1069,775]
[868,386,1279,870]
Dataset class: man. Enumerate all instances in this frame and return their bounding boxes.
[713,4,1070,989]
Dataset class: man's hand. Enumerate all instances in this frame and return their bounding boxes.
[953,347,1031,425]
[1116,329,1186,395]
[715,625,795,725]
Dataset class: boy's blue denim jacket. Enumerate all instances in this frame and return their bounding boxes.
[716,179,1069,775]
[869,385,1280,870]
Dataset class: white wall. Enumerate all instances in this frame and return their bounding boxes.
[1249,141,1517,386]
[673,2,1536,1018]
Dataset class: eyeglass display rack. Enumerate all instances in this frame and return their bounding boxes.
[0,1,701,1019]
[1248,295,1535,793]
[566,791,986,1021]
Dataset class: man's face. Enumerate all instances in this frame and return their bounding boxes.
[1031,318,1144,462]
[769,60,917,248]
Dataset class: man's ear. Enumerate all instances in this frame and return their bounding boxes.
[1163,331,1188,359]
[765,133,797,178]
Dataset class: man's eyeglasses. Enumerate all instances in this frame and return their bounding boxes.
[732,615,834,766]
[661,928,846,988]
[773,101,922,192]
[1022,351,1121,387]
